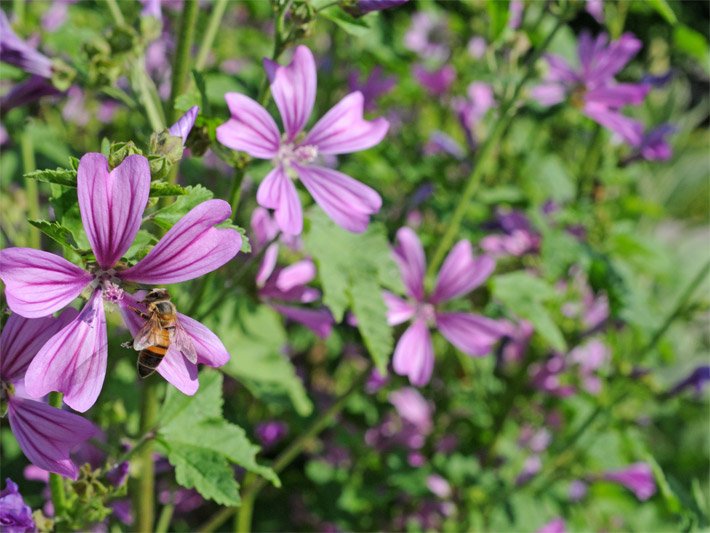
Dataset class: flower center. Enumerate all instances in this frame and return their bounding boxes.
[101,280,125,303]
[416,302,437,326]
[276,142,319,169]
[570,83,587,109]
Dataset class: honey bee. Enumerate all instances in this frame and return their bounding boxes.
[132,288,197,378]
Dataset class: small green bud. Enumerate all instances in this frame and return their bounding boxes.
[50,59,76,92]
[149,130,185,163]
[109,141,143,169]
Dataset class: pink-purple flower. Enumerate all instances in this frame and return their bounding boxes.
[217,45,388,235]
[603,463,656,501]
[384,228,506,386]
[531,32,649,145]
[0,153,241,410]
[0,10,53,78]
[0,478,35,533]
[1,313,98,479]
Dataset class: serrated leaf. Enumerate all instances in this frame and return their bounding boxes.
[215,299,313,416]
[217,222,251,253]
[151,185,214,230]
[28,219,78,250]
[303,211,403,371]
[149,180,189,197]
[159,368,223,428]
[25,167,77,187]
[164,442,239,506]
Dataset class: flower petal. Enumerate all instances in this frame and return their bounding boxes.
[156,346,198,396]
[582,102,644,145]
[586,83,649,108]
[392,227,426,301]
[168,106,199,144]
[295,164,381,233]
[392,319,434,386]
[431,241,494,303]
[176,312,229,367]
[382,291,416,326]
[0,309,78,383]
[77,153,151,269]
[529,83,567,106]
[588,32,642,81]
[435,312,506,356]
[8,397,98,479]
[274,260,316,292]
[24,291,107,412]
[0,248,92,318]
[303,92,389,155]
[271,304,334,339]
[263,45,316,140]
[256,165,303,235]
[119,199,241,285]
[256,243,279,288]
[216,94,280,158]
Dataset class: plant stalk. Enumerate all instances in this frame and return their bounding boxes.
[48,392,67,518]
[167,0,199,126]
[136,380,160,533]
[105,0,125,25]
[195,0,229,71]
[20,129,40,249]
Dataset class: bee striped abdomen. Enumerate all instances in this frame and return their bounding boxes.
[137,329,171,378]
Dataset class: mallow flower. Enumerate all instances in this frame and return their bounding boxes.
[0,153,241,411]
[0,10,53,78]
[0,479,35,533]
[1,313,98,479]
[531,32,649,145]
[602,463,656,501]
[384,228,506,386]
[217,45,388,235]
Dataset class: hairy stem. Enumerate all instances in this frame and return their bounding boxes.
[136,380,160,533]
[48,393,67,518]
[195,0,228,71]
[426,16,566,277]
[167,0,199,126]
[20,129,40,249]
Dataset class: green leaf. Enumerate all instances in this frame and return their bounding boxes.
[28,219,78,250]
[319,7,372,37]
[487,0,510,41]
[217,222,252,254]
[303,211,403,371]
[163,442,240,506]
[149,180,189,197]
[215,299,313,416]
[25,167,77,187]
[124,230,156,261]
[673,25,709,64]
[492,272,567,351]
[159,368,223,428]
[647,0,677,25]
[151,185,214,230]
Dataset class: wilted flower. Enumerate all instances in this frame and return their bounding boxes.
[384,228,505,386]
[0,479,35,533]
[603,463,656,501]
[0,153,241,409]
[347,66,396,112]
[1,313,98,479]
[412,64,455,95]
[531,32,649,145]
[217,45,388,235]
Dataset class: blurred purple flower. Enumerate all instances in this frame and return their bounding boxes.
[569,479,588,502]
[347,66,396,112]
[1,313,98,479]
[0,10,53,78]
[453,82,496,148]
[256,421,289,448]
[42,0,76,32]
[537,518,566,533]
[217,45,388,235]
[603,463,656,501]
[0,74,61,111]
[0,154,240,409]
[62,86,90,126]
[110,500,133,526]
[365,368,389,393]
[412,64,455,95]
[169,106,199,145]
[516,455,542,485]
[426,475,451,498]
[384,228,505,386]
[529,354,575,397]
[467,36,487,59]
[642,70,674,87]
[667,366,710,396]
[531,32,649,145]
[567,339,608,394]
[423,131,465,159]
[354,0,409,15]
[481,208,540,257]
[106,461,130,488]
[0,479,35,533]
[140,0,162,20]
[389,387,433,435]
[586,0,604,22]
[508,0,524,29]
[630,124,674,162]
[404,12,450,62]
[500,319,534,364]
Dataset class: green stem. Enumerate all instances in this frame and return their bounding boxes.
[20,130,40,249]
[576,124,603,200]
[155,503,175,533]
[135,60,166,131]
[105,0,125,25]
[48,393,67,518]
[228,167,247,219]
[195,0,228,71]
[12,0,25,25]
[136,380,160,533]
[426,16,567,278]
[167,0,199,126]
[201,363,374,533]
[103,431,155,476]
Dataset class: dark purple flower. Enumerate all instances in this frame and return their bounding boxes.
[0,10,53,78]
[631,124,675,162]
[106,462,130,488]
[531,32,649,145]
[412,64,455,96]
[667,366,710,396]
[0,479,35,533]
[347,67,396,112]
[353,0,409,15]
[603,463,656,501]
[0,75,61,111]
[256,421,289,448]
[365,369,389,393]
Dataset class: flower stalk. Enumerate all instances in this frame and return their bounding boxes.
[167,0,199,126]
[20,129,40,249]
[135,380,160,533]
[195,0,229,72]
[48,392,67,518]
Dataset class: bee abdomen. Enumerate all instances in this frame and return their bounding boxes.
[137,345,168,378]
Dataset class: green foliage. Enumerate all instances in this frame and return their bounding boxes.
[25,167,77,187]
[28,219,78,250]
[151,184,214,230]
[303,211,403,372]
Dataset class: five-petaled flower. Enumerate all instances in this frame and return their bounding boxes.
[0,152,241,411]
[384,228,506,386]
[0,312,98,479]
[217,45,389,236]
[531,32,649,145]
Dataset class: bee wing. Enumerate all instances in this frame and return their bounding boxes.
[133,314,163,350]
[170,318,198,364]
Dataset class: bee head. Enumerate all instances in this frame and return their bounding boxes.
[144,288,170,303]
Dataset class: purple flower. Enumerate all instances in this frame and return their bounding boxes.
[365,368,389,393]
[347,67,396,112]
[531,32,649,145]
[217,46,388,235]
[516,455,542,485]
[630,124,674,162]
[255,421,289,448]
[467,36,487,59]
[140,0,162,20]
[0,10,53,78]
[586,0,604,23]
[0,75,61,111]
[353,0,409,15]
[389,387,433,435]
[536,518,566,533]
[500,319,534,364]
[423,131,465,159]
[567,339,608,394]
[404,12,450,62]
[412,64,455,96]
[453,82,496,149]
[426,475,451,499]
[603,463,656,501]
[667,366,710,396]
[568,479,588,502]
[42,0,76,32]
[168,106,199,145]
[384,228,505,386]
[481,208,539,257]
[1,313,98,479]
[0,479,35,533]
[0,153,241,410]
[508,0,524,29]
